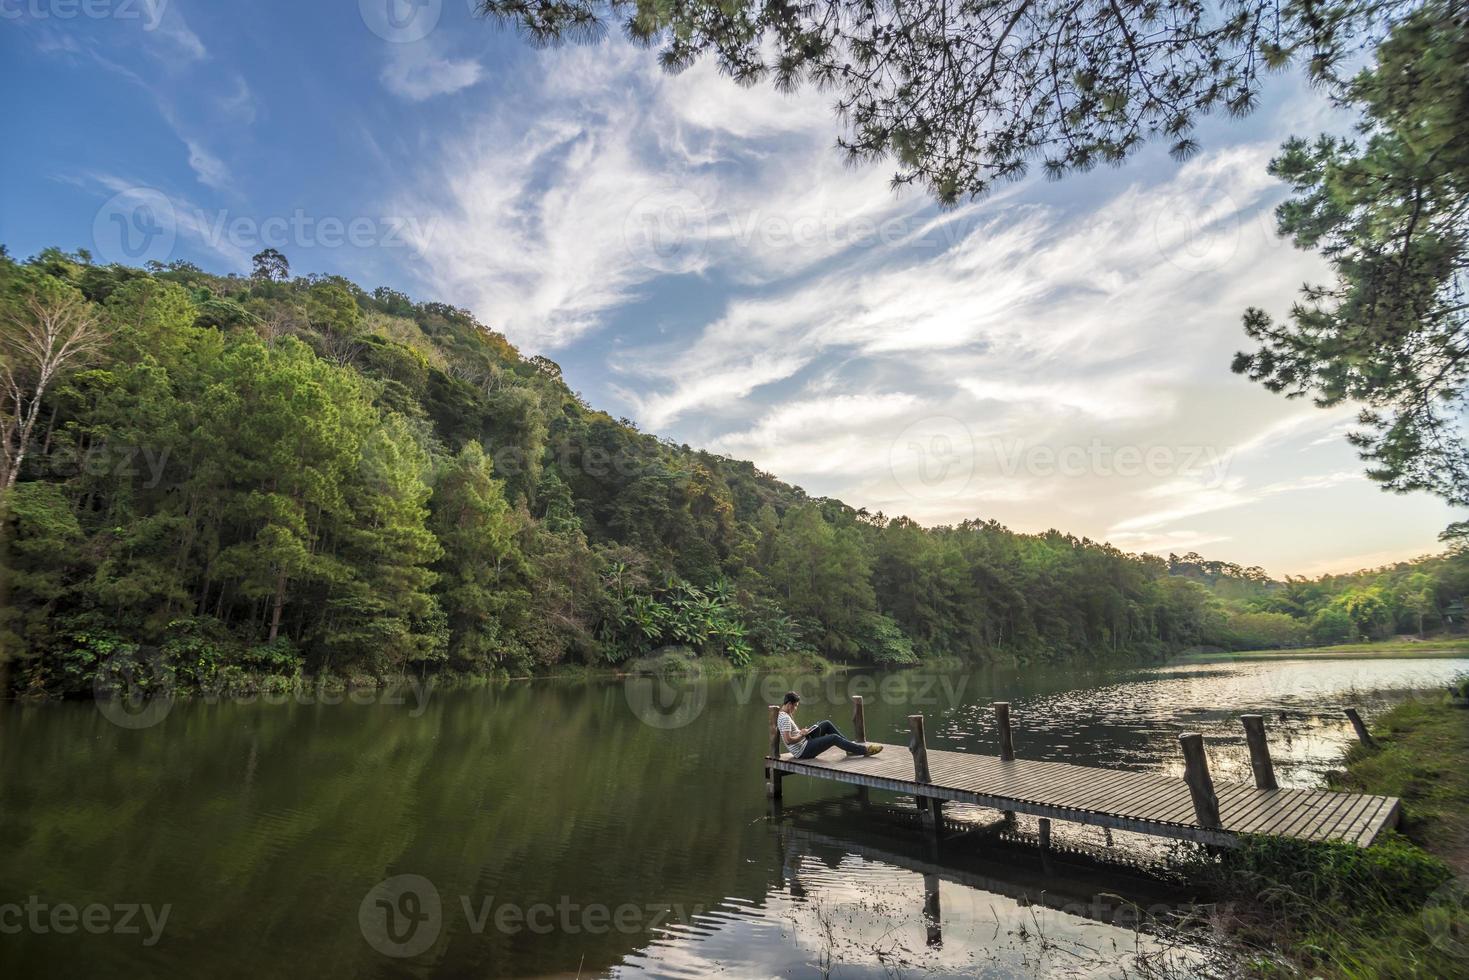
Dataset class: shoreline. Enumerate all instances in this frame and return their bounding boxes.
[1182,690,1469,977]
[1169,638,1469,665]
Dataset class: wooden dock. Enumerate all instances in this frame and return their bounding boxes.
[764,699,1401,849]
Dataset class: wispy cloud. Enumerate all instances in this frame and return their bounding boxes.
[381,44,483,101]
[1110,471,1361,533]
[148,2,207,62]
[392,41,919,348]
[184,138,231,190]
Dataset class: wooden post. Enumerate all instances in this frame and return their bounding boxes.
[851,695,866,742]
[909,713,941,832]
[1178,732,1221,829]
[1344,707,1377,748]
[766,705,783,799]
[1240,714,1278,790]
[994,702,1016,822]
[922,873,942,948]
[1038,818,1051,852]
[994,702,1015,761]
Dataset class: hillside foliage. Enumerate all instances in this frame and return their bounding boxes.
[1,248,1465,694]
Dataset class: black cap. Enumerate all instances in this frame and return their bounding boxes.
[782,691,800,705]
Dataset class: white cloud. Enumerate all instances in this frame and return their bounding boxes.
[148,3,207,62]
[392,40,925,348]
[184,139,230,190]
[381,46,484,101]
[1110,471,1361,534]
[217,74,257,125]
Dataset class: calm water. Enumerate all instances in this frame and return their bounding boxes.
[1,655,1464,978]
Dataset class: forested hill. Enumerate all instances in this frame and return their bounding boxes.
[1,248,1464,695]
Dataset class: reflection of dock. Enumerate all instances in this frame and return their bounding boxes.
[765,700,1400,849]
[774,821,1169,935]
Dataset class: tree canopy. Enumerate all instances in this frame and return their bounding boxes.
[1234,3,1469,505]
[476,0,1413,202]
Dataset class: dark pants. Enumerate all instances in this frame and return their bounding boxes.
[795,719,866,759]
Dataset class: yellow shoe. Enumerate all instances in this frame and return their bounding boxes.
[865,744,883,756]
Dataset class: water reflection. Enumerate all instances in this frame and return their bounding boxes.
[0,655,1461,978]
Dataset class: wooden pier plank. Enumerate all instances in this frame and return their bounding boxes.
[768,743,1398,848]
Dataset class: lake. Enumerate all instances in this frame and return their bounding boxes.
[2,654,1464,978]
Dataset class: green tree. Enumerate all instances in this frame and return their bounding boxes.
[1311,606,1357,644]
[324,414,445,672]
[207,337,372,646]
[430,441,529,671]
[769,504,876,657]
[251,248,290,283]
[1234,6,1469,504]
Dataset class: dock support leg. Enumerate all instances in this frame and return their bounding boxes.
[994,702,1016,824]
[908,714,940,836]
[922,873,942,948]
[766,705,784,799]
[1179,732,1222,829]
[994,702,1015,761]
[851,695,870,804]
[1240,714,1278,790]
[1344,707,1377,748]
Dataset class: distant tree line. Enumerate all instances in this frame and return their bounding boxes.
[1,249,1464,697]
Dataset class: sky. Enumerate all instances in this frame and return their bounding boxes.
[2,0,1462,577]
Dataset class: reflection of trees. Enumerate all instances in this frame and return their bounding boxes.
[0,685,792,977]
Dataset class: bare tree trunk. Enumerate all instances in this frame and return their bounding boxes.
[268,569,287,643]
[1,285,107,489]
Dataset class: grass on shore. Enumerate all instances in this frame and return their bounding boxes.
[1177,693,1469,978]
[1172,636,1469,664]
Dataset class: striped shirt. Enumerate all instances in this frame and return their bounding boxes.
[777,712,806,757]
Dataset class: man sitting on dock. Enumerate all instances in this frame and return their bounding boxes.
[778,691,883,759]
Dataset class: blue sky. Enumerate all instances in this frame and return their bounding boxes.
[2,0,1461,575]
